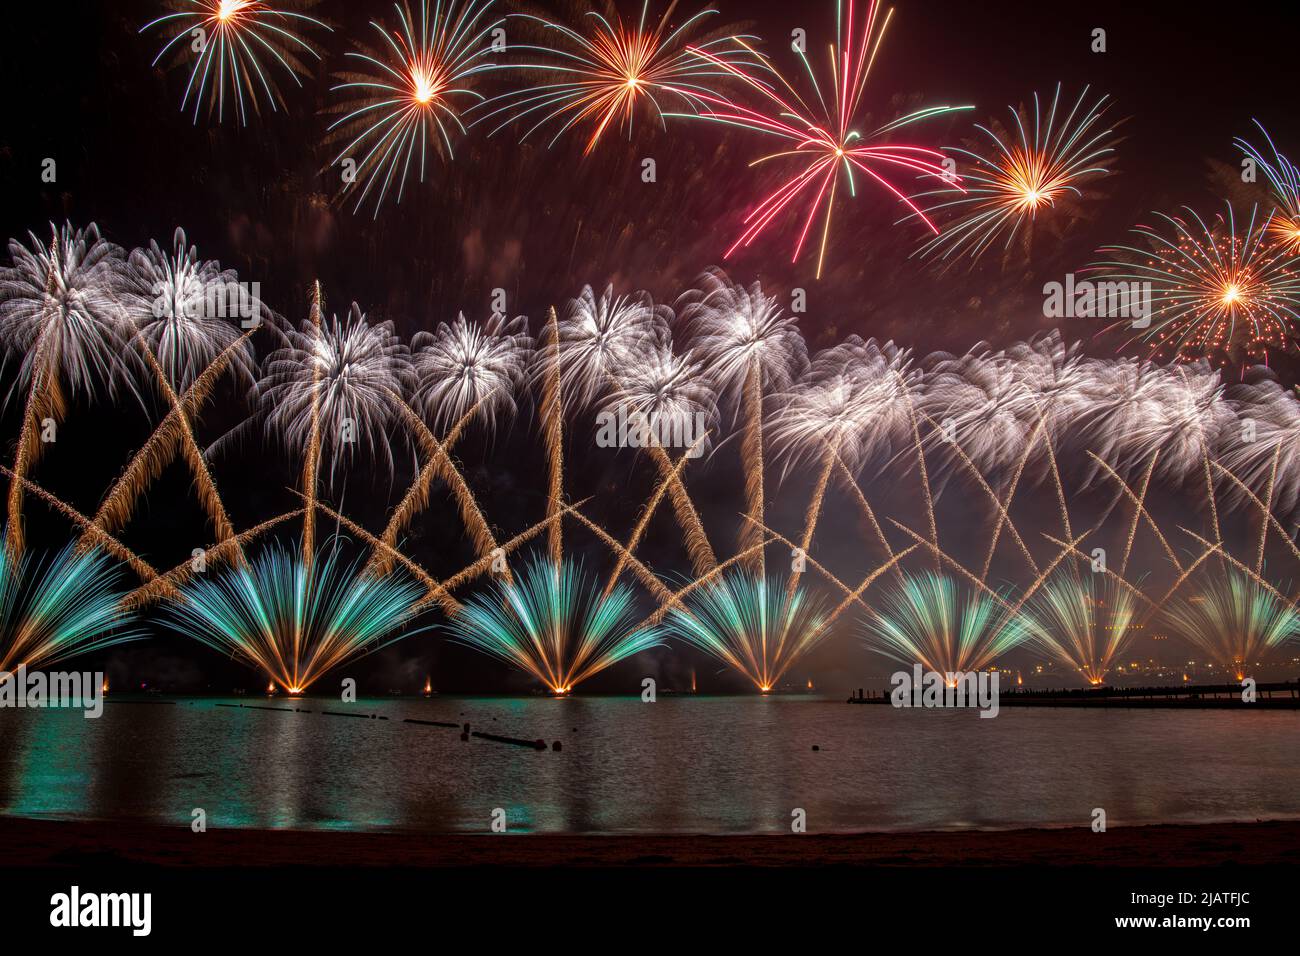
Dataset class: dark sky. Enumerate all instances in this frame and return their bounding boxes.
[1,0,1297,692]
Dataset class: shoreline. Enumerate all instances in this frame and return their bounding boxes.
[3,816,1298,868]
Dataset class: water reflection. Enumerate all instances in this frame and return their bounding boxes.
[0,697,1297,833]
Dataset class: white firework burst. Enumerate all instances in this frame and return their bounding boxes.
[769,336,916,478]
[124,228,263,391]
[541,283,671,411]
[410,311,533,435]
[0,222,136,403]
[261,302,411,479]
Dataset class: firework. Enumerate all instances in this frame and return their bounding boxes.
[0,539,141,673]
[1236,121,1300,254]
[919,347,1041,486]
[326,0,503,215]
[1072,359,1231,486]
[124,228,261,391]
[862,572,1026,675]
[0,223,138,554]
[166,539,426,693]
[682,269,806,571]
[1220,372,1300,515]
[445,554,664,694]
[142,0,331,125]
[540,284,670,411]
[260,301,411,483]
[676,0,968,277]
[914,85,1117,263]
[770,336,914,478]
[599,343,718,575]
[473,1,764,154]
[1092,203,1300,367]
[1021,570,1137,685]
[410,311,533,436]
[1163,568,1300,680]
[667,571,828,692]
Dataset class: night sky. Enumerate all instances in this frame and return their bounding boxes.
[1,0,1297,692]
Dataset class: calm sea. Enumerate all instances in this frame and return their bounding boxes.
[1,696,1297,833]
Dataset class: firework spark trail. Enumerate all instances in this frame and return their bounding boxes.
[642,540,769,629]
[676,0,969,277]
[1117,452,1158,578]
[0,468,158,584]
[917,411,1039,575]
[127,509,305,609]
[326,0,503,215]
[371,390,500,575]
[473,2,766,154]
[435,500,591,599]
[92,331,255,543]
[1092,203,1300,367]
[683,271,805,574]
[1039,533,1157,613]
[740,360,766,576]
[1211,460,1300,567]
[540,307,565,569]
[977,414,1047,581]
[746,507,920,624]
[0,540,143,673]
[446,554,665,694]
[770,337,915,598]
[300,495,459,613]
[913,84,1117,263]
[567,507,675,606]
[597,333,718,576]
[603,435,709,598]
[385,395,503,572]
[817,544,920,631]
[142,0,331,125]
[831,454,905,582]
[300,282,324,563]
[647,443,717,575]
[1087,452,1184,574]
[1254,445,1281,574]
[167,540,428,694]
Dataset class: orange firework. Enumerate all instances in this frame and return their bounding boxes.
[1093,204,1300,368]
[474,1,764,155]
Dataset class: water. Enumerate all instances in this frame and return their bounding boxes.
[1,695,1297,834]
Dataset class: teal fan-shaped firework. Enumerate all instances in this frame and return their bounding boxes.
[165,540,428,693]
[0,538,142,673]
[445,554,664,695]
[1020,569,1137,686]
[667,571,828,692]
[861,572,1027,676]
[1163,567,1300,681]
